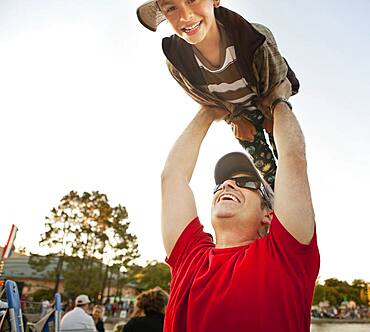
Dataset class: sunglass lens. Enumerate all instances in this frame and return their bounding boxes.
[235,177,260,189]
[213,184,222,194]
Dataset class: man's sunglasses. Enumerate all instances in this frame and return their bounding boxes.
[214,176,272,209]
[213,176,261,194]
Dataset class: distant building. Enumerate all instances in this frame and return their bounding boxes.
[1,247,138,300]
[0,247,62,296]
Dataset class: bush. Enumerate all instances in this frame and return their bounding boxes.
[31,288,55,302]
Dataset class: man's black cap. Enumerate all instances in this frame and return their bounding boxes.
[214,152,274,208]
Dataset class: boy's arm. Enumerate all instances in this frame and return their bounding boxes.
[252,24,299,116]
[161,106,228,256]
[263,80,315,245]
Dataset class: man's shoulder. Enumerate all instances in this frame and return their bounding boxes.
[63,307,89,319]
[61,308,76,319]
[166,217,214,268]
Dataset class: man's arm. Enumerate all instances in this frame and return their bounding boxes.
[161,106,227,256]
[265,80,315,244]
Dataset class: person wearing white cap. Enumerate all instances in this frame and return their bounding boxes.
[161,79,319,331]
[60,294,96,331]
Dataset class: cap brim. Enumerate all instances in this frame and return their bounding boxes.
[136,1,166,32]
[214,152,262,185]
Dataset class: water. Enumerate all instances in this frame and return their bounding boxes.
[311,323,370,332]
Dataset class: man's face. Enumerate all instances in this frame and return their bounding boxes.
[211,173,266,235]
[158,0,219,45]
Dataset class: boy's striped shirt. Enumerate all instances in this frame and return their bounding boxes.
[192,23,259,112]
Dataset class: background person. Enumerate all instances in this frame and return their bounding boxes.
[92,305,105,332]
[122,287,168,332]
[60,294,96,332]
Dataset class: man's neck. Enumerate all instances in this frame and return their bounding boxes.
[76,306,87,313]
[215,240,254,249]
[215,230,257,248]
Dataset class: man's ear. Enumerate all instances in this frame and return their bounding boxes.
[262,210,273,226]
[258,210,273,238]
[213,0,221,8]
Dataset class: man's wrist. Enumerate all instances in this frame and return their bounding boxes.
[271,97,292,116]
[198,107,216,124]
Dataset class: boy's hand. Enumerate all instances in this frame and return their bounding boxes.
[231,117,257,142]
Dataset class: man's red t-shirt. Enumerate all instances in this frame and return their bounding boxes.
[164,213,320,332]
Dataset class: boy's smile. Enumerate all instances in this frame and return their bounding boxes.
[181,21,202,36]
[158,0,220,46]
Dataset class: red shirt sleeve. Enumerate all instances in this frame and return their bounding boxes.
[165,217,214,277]
[266,213,320,284]
[268,212,319,252]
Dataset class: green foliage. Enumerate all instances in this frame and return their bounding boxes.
[31,288,55,302]
[313,284,325,304]
[36,190,140,298]
[28,254,52,273]
[352,279,367,289]
[313,278,368,306]
[62,257,105,298]
[130,260,171,293]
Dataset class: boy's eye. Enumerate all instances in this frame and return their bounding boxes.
[166,5,177,13]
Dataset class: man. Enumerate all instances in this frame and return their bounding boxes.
[161,79,320,332]
[60,294,96,332]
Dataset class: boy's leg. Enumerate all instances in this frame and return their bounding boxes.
[238,109,277,189]
[238,129,277,189]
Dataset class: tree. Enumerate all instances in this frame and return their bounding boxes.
[313,278,369,306]
[132,260,171,293]
[351,279,368,305]
[28,254,52,273]
[35,190,139,298]
[31,288,55,302]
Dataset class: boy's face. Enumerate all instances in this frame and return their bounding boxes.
[158,0,219,45]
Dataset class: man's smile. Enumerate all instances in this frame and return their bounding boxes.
[217,192,241,204]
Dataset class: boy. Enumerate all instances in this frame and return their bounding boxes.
[137,0,299,189]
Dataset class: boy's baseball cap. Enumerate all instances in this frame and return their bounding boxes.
[214,152,274,206]
[137,1,166,32]
[75,294,91,305]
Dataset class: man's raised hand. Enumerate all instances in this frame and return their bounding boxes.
[199,105,229,122]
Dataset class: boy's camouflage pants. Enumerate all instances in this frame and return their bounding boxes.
[238,109,278,190]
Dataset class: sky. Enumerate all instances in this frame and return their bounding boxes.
[0,0,369,283]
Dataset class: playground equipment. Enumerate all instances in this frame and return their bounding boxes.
[0,280,62,332]
[33,293,61,332]
[0,280,24,332]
